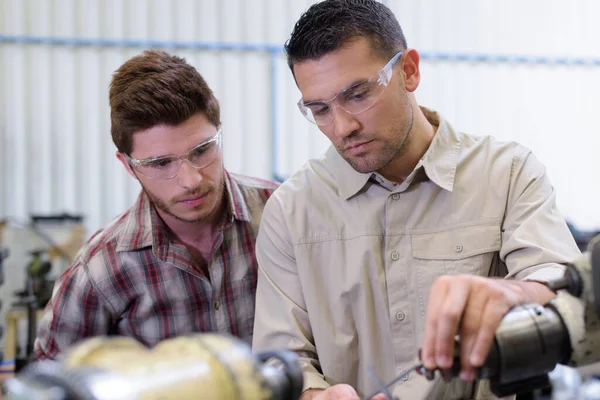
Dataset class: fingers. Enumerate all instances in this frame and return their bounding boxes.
[321,384,360,400]
[458,290,487,381]
[469,293,512,367]
[423,276,471,370]
[421,278,450,369]
[433,279,470,369]
[457,280,518,380]
[421,276,523,383]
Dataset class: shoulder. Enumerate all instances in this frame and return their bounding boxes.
[273,153,336,200]
[228,172,280,201]
[263,155,337,224]
[458,131,530,158]
[455,132,533,173]
[68,210,134,283]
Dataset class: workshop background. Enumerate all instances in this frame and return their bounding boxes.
[0,0,599,368]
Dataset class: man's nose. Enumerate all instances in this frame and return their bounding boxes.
[177,159,203,188]
[331,105,361,140]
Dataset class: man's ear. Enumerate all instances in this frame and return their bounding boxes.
[116,151,137,179]
[401,48,421,93]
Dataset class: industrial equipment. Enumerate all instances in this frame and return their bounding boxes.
[3,333,303,400]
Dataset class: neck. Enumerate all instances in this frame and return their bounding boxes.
[378,102,436,183]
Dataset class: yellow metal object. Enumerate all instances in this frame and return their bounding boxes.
[63,334,271,400]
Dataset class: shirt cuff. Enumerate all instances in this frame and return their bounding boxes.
[302,371,331,392]
[520,265,566,283]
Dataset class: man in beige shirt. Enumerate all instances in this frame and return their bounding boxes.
[252,1,581,399]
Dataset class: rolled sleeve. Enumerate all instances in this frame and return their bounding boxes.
[500,149,581,280]
[252,195,330,392]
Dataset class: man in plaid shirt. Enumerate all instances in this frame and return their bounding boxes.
[35,50,279,360]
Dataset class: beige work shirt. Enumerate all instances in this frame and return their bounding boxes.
[253,108,581,399]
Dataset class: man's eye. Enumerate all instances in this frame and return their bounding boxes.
[191,145,209,157]
[346,87,370,101]
[147,158,173,169]
[309,105,330,116]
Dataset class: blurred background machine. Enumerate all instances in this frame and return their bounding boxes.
[3,333,303,400]
[0,214,85,373]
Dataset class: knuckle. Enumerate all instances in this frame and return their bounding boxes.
[435,275,452,285]
[440,308,462,323]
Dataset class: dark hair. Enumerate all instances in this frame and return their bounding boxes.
[285,0,407,72]
[109,49,221,155]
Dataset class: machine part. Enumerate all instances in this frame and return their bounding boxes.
[256,350,303,400]
[579,377,600,400]
[544,237,600,369]
[376,303,572,398]
[4,360,96,400]
[549,234,600,318]
[3,334,303,400]
[546,364,582,400]
[485,303,571,392]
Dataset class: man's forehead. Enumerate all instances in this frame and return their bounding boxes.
[295,50,378,103]
[130,118,216,158]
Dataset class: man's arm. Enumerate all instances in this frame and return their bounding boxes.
[252,195,330,394]
[499,148,580,281]
[35,261,112,360]
[421,149,581,380]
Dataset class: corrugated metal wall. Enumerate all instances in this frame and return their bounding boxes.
[1,0,600,236]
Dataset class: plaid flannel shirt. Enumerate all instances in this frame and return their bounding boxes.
[35,171,278,360]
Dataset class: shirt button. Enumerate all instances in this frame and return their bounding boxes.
[402,373,410,381]
[215,300,221,310]
[395,311,405,321]
[390,251,400,261]
[454,244,463,253]
[391,193,400,200]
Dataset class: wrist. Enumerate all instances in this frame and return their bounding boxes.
[509,279,556,304]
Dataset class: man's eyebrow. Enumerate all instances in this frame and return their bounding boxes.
[302,78,369,105]
[135,134,216,161]
[135,152,174,162]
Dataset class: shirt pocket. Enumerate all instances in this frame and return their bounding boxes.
[411,223,502,318]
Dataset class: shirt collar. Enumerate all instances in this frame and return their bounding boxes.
[418,107,459,192]
[326,106,460,200]
[224,170,251,223]
[115,169,247,253]
[115,191,165,253]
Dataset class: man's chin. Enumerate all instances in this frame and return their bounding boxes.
[344,156,385,174]
[168,209,210,224]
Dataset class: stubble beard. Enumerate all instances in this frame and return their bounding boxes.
[342,101,414,174]
[143,178,226,225]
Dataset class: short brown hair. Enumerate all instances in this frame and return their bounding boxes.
[109,49,221,155]
[285,0,406,73]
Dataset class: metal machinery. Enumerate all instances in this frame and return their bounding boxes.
[3,334,303,400]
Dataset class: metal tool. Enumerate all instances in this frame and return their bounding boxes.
[364,361,424,399]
